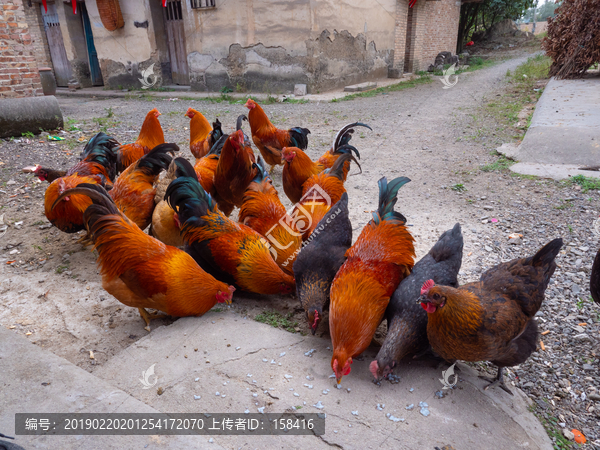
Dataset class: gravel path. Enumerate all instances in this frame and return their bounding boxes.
[0,50,598,447]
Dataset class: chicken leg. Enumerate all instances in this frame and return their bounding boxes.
[479,367,513,395]
[138,308,168,332]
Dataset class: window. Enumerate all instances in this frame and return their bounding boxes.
[190,0,216,9]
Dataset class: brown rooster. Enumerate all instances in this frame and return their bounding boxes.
[238,156,302,275]
[213,130,257,212]
[330,177,415,384]
[419,238,563,394]
[25,132,118,233]
[52,183,235,331]
[317,122,370,170]
[245,99,310,168]
[116,108,165,172]
[166,158,295,295]
[186,108,223,160]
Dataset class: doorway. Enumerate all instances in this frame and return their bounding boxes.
[40,3,72,87]
[403,6,415,73]
[80,3,103,86]
[163,0,189,85]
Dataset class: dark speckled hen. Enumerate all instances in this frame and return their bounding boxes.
[371,223,463,381]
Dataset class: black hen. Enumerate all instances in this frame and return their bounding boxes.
[370,223,464,381]
[591,248,600,304]
[293,192,352,334]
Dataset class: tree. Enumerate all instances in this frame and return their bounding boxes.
[457,0,536,53]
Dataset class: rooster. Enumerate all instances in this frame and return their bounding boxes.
[293,152,358,240]
[238,156,302,275]
[109,143,176,230]
[186,108,223,160]
[213,130,257,211]
[166,158,296,295]
[52,183,235,331]
[245,99,310,168]
[317,122,370,170]
[370,223,463,381]
[116,108,165,172]
[294,192,352,334]
[419,238,563,394]
[282,142,360,205]
[25,132,119,233]
[330,177,415,384]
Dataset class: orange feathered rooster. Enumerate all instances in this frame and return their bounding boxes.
[186,108,223,160]
[292,152,359,240]
[166,158,295,295]
[330,176,415,384]
[239,156,302,275]
[52,183,235,331]
[245,99,310,168]
[25,132,118,233]
[116,108,165,172]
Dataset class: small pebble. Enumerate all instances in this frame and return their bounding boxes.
[258,407,265,414]
[313,401,324,409]
[195,378,199,382]
[194,395,201,400]
[377,404,385,411]
[351,411,358,416]
[280,352,286,357]
[406,404,414,411]
[215,392,220,396]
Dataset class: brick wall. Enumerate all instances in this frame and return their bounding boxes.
[22,0,52,70]
[393,0,461,74]
[0,0,43,98]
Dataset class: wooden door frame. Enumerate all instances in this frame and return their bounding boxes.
[162,0,190,85]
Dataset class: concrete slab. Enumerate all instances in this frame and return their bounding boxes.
[0,326,223,450]
[511,162,600,180]
[344,82,378,92]
[512,77,600,167]
[93,310,553,450]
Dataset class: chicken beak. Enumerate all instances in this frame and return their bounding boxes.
[417,295,428,304]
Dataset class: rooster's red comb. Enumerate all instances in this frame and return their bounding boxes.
[421,279,435,295]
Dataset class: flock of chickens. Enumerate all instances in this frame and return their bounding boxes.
[23,99,579,395]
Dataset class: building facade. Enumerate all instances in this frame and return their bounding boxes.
[20,0,463,94]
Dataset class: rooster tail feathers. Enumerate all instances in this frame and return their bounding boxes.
[136,143,177,175]
[173,157,198,180]
[208,133,229,156]
[251,155,270,184]
[332,122,371,152]
[289,127,310,150]
[374,176,410,225]
[210,118,224,143]
[335,144,361,161]
[236,115,248,131]
[531,238,563,268]
[328,152,360,180]
[79,132,119,181]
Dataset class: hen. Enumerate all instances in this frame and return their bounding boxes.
[109,143,175,230]
[186,108,223,160]
[293,152,358,240]
[212,130,257,211]
[419,238,563,394]
[370,223,463,381]
[166,158,296,295]
[52,183,234,331]
[116,108,165,172]
[330,177,415,383]
[30,132,119,233]
[238,156,302,275]
[245,99,310,168]
[294,192,352,334]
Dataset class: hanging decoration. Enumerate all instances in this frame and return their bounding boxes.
[97,0,125,31]
[41,0,47,12]
[162,0,167,6]
[409,0,417,7]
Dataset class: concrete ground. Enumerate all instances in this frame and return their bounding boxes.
[506,76,600,179]
[0,311,552,450]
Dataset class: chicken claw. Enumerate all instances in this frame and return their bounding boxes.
[479,367,513,395]
[138,308,168,332]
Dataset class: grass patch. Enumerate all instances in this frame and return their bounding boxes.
[528,404,572,450]
[480,154,516,172]
[451,183,467,192]
[283,98,309,104]
[255,311,298,333]
[570,174,600,192]
[331,75,432,102]
[56,264,69,274]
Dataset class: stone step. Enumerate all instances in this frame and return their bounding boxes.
[344,82,377,92]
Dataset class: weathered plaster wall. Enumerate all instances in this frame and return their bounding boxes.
[84,0,163,88]
[184,0,395,92]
